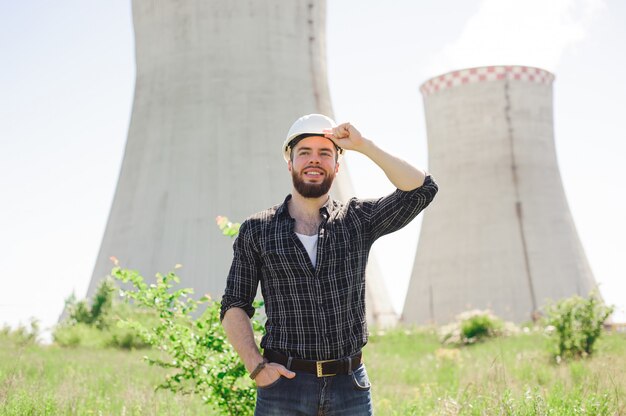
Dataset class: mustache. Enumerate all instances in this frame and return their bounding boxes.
[302,165,326,171]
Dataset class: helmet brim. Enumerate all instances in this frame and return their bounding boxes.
[283,134,344,162]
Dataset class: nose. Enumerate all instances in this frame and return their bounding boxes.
[307,154,321,165]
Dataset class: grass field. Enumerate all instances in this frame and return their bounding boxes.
[1,328,624,415]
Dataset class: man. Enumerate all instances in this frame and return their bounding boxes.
[220,114,438,415]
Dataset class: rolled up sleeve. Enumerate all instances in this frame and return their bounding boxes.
[364,175,438,243]
[220,220,261,321]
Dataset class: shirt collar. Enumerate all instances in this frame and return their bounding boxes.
[276,194,293,219]
[276,194,337,219]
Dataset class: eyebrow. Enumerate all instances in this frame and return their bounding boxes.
[296,146,334,153]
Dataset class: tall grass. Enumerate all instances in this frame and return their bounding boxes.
[0,337,207,415]
[367,328,625,415]
[1,329,624,415]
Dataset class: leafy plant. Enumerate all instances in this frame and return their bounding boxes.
[0,319,40,347]
[54,277,153,349]
[461,313,499,341]
[216,216,241,237]
[111,261,264,416]
[440,309,518,345]
[53,306,154,349]
[63,277,115,329]
[544,292,614,361]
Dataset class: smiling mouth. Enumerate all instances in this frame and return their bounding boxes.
[303,168,325,178]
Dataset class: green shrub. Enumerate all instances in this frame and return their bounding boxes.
[462,313,496,340]
[440,309,518,345]
[544,292,614,361]
[53,322,108,348]
[0,319,40,346]
[64,278,116,329]
[107,305,156,349]
[216,215,241,237]
[54,277,154,349]
[53,317,152,349]
[112,263,264,416]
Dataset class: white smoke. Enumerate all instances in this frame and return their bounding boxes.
[429,0,606,74]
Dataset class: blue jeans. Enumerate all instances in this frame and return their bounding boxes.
[254,363,373,415]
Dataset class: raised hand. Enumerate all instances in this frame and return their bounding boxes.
[323,122,366,152]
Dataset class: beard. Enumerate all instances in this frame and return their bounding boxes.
[292,167,335,198]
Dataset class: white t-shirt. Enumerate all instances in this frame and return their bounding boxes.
[295,232,319,268]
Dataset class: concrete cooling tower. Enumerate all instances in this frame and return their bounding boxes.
[86,1,396,326]
[403,65,597,324]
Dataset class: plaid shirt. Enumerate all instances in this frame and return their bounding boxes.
[220,175,438,360]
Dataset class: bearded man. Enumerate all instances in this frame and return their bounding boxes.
[220,114,438,415]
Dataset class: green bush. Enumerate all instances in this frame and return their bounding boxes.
[53,310,153,349]
[54,277,154,349]
[63,277,116,329]
[107,303,160,349]
[53,322,108,348]
[215,215,241,237]
[461,313,498,341]
[0,319,40,347]
[112,263,264,416]
[440,309,518,345]
[544,292,614,361]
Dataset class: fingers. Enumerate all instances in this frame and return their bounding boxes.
[254,368,280,387]
[336,122,351,138]
[323,122,352,140]
[322,128,337,140]
[269,362,296,378]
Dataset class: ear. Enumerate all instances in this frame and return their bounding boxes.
[287,159,293,173]
[334,162,340,174]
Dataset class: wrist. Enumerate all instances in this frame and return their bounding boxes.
[242,350,265,373]
[249,358,268,380]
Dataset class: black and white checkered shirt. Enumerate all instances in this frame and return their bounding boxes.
[220,175,438,360]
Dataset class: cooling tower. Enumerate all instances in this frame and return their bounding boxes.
[86,1,396,326]
[403,65,597,324]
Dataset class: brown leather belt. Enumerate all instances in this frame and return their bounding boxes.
[263,349,362,377]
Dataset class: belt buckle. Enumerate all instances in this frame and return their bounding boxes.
[316,359,336,377]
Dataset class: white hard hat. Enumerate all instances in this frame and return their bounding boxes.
[282,114,344,162]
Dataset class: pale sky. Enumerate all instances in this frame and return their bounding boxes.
[1,0,625,339]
